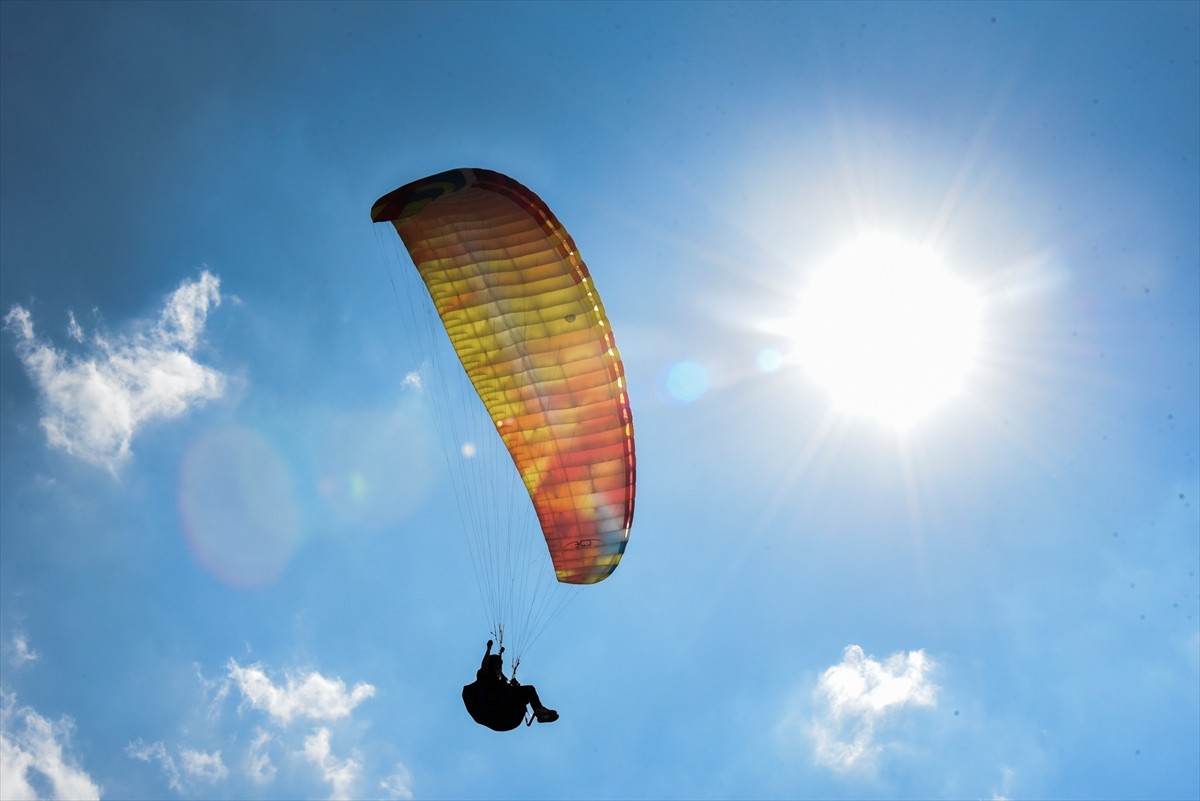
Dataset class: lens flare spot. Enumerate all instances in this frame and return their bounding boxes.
[317,405,435,529]
[461,442,477,458]
[348,471,367,501]
[663,360,709,404]
[757,347,784,373]
[179,427,301,588]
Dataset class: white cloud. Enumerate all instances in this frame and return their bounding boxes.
[381,763,414,800]
[800,644,938,774]
[1,691,101,801]
[989,765,1015,800]
[245,729,276,785]
[127,740,183,793]
[227,660,376,726]
[195,662,231,723]
[302,727,362,801]
[180,748,228,784]
[66,312,83,344]
[5,636,38,670]
[126,740,227,794]
[3,271,226,471]
[127,658,400,798]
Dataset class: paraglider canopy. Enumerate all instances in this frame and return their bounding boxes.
[372,168,636,585]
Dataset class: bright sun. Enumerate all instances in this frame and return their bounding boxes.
[792,233,982,428]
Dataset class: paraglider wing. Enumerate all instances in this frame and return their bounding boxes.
[372,168,635,584]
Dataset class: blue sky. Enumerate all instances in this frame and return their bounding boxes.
[1,2,1197,799]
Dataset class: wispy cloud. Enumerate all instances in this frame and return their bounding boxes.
[65,311,84,344]
[0,691,101,801]
[302,727,363,801]
[245,729,276,784]
[3,271,226,471]
[226,659,376,726]
[4,635,39,670]
[989,765,1015,801]
[795,644,938,774]
[125,740,227,794]
[381,763,415,800]
[126,657,396,799]
[180,747,228,784]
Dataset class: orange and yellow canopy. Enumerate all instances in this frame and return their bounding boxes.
[372,168,635,584]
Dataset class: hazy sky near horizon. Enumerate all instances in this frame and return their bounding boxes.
[2,2,1198,799]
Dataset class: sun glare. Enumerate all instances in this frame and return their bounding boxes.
[793,234,982,428]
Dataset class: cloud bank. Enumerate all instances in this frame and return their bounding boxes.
[795,644,939,774]
[4,271,226,471]
[0,691,101,801]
